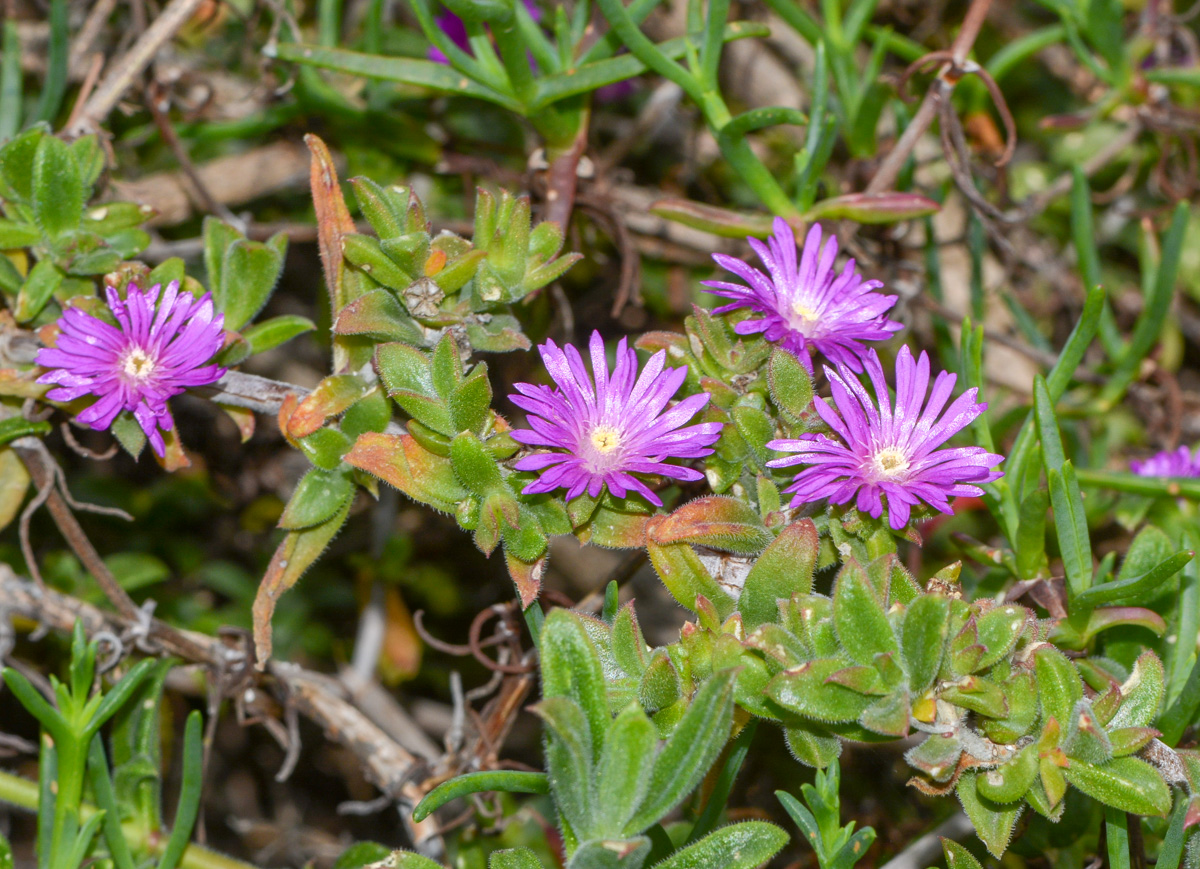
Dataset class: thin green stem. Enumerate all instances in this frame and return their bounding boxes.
[0,770,264,869]
[1104,806,1131,869]
[50,739,87,869]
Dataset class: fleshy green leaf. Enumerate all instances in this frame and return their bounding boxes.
[900,593,950,694]
[833,559,899,665]
[278,467,356,530]
[242,315,316,355]
[956,771,1023,857]
[412,770,549,821]
[651,822,788,869]
[739,519,818,629]
[1063,756,1171,816]
[32,134,83,241]
[540,610,611,760]
[593,704,657,838]
[625,670,736,834]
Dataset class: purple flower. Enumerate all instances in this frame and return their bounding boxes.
[428,1,540,64]
[1131,445,1200,477]
[509,331,722,506]
[36,282,226,457]
[766,346,1004,530]
[426,2,638,103]
[703,218,902,373]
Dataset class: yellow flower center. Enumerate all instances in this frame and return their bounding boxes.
[791,300,819,322]
[872,447,910,479]
[121,347,156,381]
[590,426,621,455]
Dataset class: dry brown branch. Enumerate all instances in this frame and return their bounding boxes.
[192,369,312,415]
[64,0,209,140]
[866,0,995,194]
[0,563,446,858]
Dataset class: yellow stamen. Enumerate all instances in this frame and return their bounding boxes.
[121,347,155,380]
[791,300,819,322]
[590,426,621,454]
[872,448,910,479]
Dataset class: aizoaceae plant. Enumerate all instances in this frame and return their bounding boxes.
[703,219,902,373]
[35,283,226,457]
[1132,445,1200,478]
[509,331,722,506]
[768,346,1005,529]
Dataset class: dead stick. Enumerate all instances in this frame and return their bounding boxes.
[11,440,142,622]
[64,0,207,139]
[865,0,994,194]
[542,119,590,229]
[0,564,444,856]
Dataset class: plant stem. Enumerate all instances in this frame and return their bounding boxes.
[865,0,993,193]
[0,770,264,869]
[49,739,87,869]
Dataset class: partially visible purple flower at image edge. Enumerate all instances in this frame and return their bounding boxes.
[35,282,226,457]
[767,346,1004,531]
[1131,445,1200,477]
[508,331,722,506]
[428,1,540,63]
[426,3,636,101]
[703,218,902,374]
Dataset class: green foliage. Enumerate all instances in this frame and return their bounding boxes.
[777,762,876,869]
[0,623,237,869]
[6,2,1200,866]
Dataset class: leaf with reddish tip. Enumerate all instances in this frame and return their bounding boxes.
[343,431,467,513]
[153,425,192,473]
[646,525,737,621]
[804,192,940,224]
[218,403,256,443]
[277,392,301,447]
[505,550,545,608]
[649,198,776,238]
[306,134,354,308]
[0,449,30,534]
[306,133,373,372]
[287,375,370,439]
[648,495,771,555]
[252,498,352,666]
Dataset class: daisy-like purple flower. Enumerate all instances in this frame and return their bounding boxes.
[509,331,722,506]
[1131,445,1200,477]
[766,346,1004,530]
[703,218,902,373]
[36,282,226,457]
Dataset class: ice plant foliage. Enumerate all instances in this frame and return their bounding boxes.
[509,331,722,506]
[1131,444,1200,477]
[36,282,226,457]
[703,218,902,373]
[767,347,1004,530]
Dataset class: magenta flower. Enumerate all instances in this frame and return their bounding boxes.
[766,347,1004,530]
[1131,445,1200,477]
[426,2,636,102]
[428,1,540,64]
[36,282,226,457]
[509,331,722,506]
[703,218,902,373]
